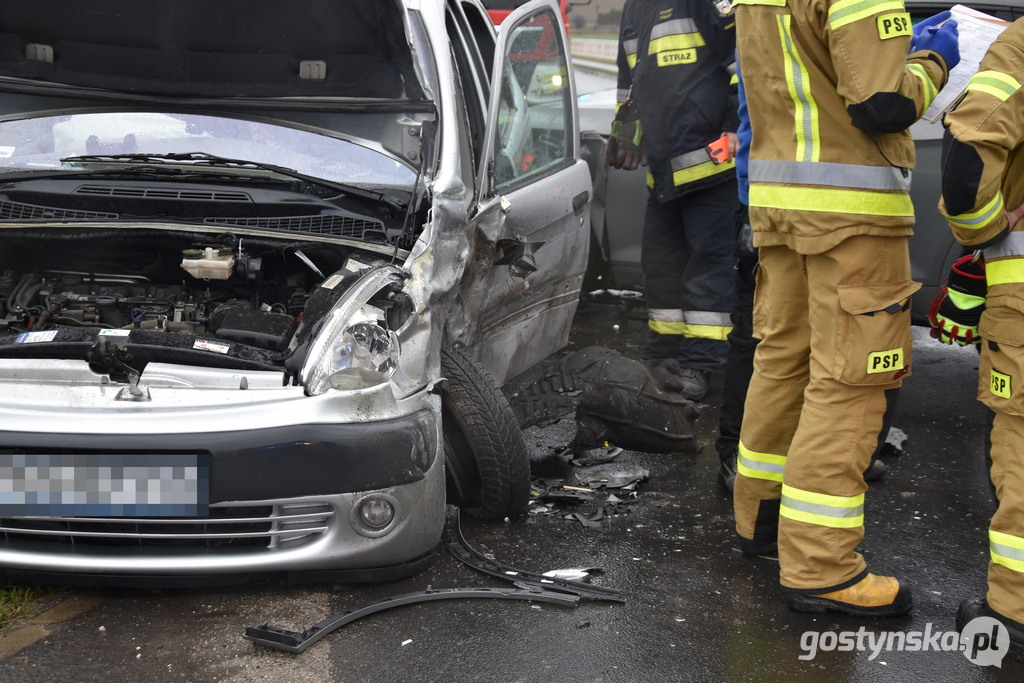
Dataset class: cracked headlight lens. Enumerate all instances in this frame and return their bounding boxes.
[302,267,403,396]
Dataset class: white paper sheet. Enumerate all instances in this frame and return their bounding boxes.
[922,5,1010,123]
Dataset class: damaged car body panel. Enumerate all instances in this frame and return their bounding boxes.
[0,0,590,583]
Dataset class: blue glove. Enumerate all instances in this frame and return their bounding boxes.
[910,11,951,53]
[916,18,961,71]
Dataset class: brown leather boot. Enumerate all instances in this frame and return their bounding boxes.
[786,573,913,617]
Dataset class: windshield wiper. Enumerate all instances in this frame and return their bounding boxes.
[50,152,406,212]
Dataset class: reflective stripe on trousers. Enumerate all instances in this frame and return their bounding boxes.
[649,309,732,339]
[991,529,1024,573]
[780,484,865,529]
[738,441,786,482]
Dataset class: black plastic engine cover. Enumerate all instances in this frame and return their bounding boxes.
[210,308,296,352]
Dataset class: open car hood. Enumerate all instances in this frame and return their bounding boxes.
[0,0,427,102]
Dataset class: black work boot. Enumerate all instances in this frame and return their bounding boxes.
[678,367,710,401]
[957,597,1024,663]
[718,450,737,491]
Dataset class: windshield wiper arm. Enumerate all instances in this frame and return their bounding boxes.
[61,152,406,212]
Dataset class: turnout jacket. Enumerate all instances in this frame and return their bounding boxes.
[734,0,949,254]
[616,0,740,203]
[940,19,1024,310]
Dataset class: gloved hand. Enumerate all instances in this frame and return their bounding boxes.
[607,99,647,170]
[734,203,755,258]
[915,17,960,71]
[910,11,951,53]
[929,254,986,345]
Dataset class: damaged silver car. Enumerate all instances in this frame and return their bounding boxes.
[0,0,590,584]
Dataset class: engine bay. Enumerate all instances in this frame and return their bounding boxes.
[0,228,408,379]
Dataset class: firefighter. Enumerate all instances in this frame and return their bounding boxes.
[607,0,740,401]
[732,1,958,617]
[935,17,1024,659]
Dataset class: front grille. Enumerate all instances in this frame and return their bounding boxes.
[204,214,389,242]
[75,186,251,202]
[0,502,333,549]
[0,199,118,220]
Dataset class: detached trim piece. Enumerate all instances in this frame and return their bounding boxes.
[443,505,624,603]
[243,587,579,653]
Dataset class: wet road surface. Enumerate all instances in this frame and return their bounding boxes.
[1,291,1021,682]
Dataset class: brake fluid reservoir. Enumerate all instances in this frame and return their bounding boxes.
[181,247,236,280]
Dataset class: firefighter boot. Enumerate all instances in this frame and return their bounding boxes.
[957,597,1024,663]
[786,574,913,617]
[678,367,710,401]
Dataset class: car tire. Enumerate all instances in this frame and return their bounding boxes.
[440,346,530,520]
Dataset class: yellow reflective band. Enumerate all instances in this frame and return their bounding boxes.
[749,185,914,216]
[683,323,733,340]
[988,258,1024,285]
[867,348,904,374]
[829,0,905,31]
[647,172,654,188]
[876,12,911,39]
[968,70,1022,102]
[730,73,739,85]
[627,53,638,68]
[991,369,1012,399]
[778,15,820,163]
[991,529,1024,573]
[907,63,936,112]
[733,0,787,5]
[673,158,735,185]
[780,484,865,529]
[737,442,786,482]
[943,191,1004,230]
[649,320,687,334]
[649,32,706,54]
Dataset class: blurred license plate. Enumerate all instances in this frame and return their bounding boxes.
[0,453,209,517]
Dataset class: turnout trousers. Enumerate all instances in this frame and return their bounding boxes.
[977,299,1024,623]
[641,179,738,373]
[734,234,916,591]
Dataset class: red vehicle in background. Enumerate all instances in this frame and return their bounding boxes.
[483,0,575,34]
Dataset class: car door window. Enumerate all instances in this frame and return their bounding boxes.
[493,9,571,190]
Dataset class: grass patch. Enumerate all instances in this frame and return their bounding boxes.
[0,583,53,630]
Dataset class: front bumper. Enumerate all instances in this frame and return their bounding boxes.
[0,405,446,580]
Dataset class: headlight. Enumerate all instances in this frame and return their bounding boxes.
[302,267,403,395]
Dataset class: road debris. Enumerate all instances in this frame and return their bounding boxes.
[244,507,623,654]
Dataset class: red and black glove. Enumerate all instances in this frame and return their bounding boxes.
[929,254,987,346]
[607,99,647,170]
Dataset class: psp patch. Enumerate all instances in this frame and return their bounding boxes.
[713,0,733,17]
[991,368,1012,399]
[877,13,911,40]
[867,348,904,374]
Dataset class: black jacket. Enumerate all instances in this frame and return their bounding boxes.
[617,0,739,203]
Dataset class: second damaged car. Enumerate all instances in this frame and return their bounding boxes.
[0,0,590,584]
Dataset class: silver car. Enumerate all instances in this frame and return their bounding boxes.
[0,0,590,584]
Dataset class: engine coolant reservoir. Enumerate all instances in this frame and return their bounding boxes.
[181,247,236,280]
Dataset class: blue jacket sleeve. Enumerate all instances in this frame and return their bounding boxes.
[735,55,750,205]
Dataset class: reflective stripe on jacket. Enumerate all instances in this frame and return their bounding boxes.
[616,0,740,203]
[941,19,1024,254]
[735,0,948,254]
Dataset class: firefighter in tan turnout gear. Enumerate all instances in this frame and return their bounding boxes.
[936,17,1024,660]
[732,0,959,616]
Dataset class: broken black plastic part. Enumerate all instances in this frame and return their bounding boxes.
[443,505,624,603]
[243,586,579,654]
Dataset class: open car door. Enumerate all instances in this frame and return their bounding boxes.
[470,0,591,385]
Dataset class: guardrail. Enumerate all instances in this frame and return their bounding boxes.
[570,38,618,64]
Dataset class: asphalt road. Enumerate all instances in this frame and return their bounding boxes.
[1,71,1021,681]
[1,291,1019,682]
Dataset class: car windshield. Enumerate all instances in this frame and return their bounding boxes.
[0,112,417,188]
